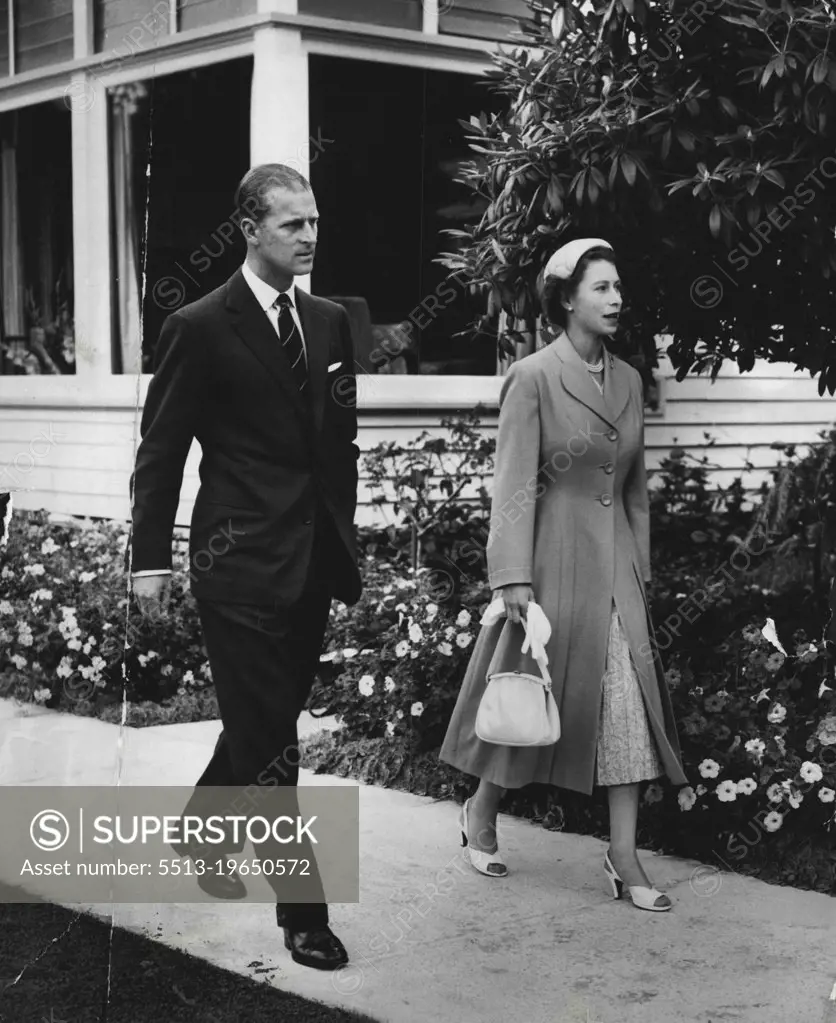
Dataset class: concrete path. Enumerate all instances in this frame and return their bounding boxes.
[1,698,835,1023]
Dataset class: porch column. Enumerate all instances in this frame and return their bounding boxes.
[71,72,114,378]
[250,21,311,291]
[73,0,94,58]
[423,0,440,34]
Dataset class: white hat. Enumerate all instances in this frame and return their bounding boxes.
[544,238,613,280]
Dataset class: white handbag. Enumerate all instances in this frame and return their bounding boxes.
[475,617,561,748]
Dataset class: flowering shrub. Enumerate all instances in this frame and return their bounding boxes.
[0,510,216,722]
[643,620,836,875]
[310,557,490,752]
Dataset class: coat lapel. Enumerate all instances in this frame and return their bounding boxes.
[296,289,328,437]
[551,331,630,429]
[225,268,308,421]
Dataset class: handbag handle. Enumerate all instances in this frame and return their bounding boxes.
[485,610,553,691]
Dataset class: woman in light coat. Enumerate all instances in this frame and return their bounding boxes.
[440,239,687,911]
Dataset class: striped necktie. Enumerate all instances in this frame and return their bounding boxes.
[273,293,308,395]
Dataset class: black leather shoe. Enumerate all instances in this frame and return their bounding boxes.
[196,864,247,900]
[279,922,348,971]
[172,841,247,901]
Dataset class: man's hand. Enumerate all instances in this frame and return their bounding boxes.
[494,584,534,624]
[132,574,171,620]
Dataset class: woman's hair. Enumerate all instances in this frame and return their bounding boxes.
[540,246,618,328]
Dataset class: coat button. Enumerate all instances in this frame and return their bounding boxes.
[303,518,312,525]
[607,429,618,441]
[600,494,612,507]
[603,462,614,474]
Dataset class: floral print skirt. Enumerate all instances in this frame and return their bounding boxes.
[595,602,663,787]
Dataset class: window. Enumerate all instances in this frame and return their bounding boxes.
[309,56,508,376]
[108,58,252,373]
[0,101,74,376]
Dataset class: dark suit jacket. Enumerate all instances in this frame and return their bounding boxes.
[128,267,362,607]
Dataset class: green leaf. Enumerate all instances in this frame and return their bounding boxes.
[718,96,738,117]
[762,168,786,188]
[709,204,722,238]
[620,153,638,186]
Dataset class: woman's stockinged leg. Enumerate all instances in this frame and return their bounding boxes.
[607,782,654,888]
[467,779,505,852]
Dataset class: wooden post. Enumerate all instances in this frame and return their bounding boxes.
[70,72,114,379]
[250,22,311,291]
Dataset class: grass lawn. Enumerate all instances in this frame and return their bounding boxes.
[0,886,378,1023]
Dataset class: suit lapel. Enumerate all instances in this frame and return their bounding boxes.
[296,290,328,437]
[552,331,630,429]
[225,269,308,423]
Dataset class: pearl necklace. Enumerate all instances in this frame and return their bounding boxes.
[582,356,604,373]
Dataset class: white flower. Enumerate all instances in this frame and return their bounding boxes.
[455,632,472,649]
[18,631,33,648]
[410,701,424,717]
[1,567,13,579]
[744,738,766,760]
[358,674,376,697]
[396,709,404,720]
[766,782,784,803]
[182,670,195,685]
[319,651,339,663]
[408,623,424,643]
[342,648,358,659]
[9,654,27,670]
[444,625,456,639]
[763,811,783,832]
[395,640,410,658]
[456,609,472,628]
[761,618,787,655]
[31,588,51,602]
[40,538,59,555]
[56,658,73,679]
[33,687,52,703]
[767,703,787,724]
[819,680,833,698]
[78,571,97,583]
[698,758,720,779]
[736,778,757,796]
[23,564,46,577]
[437,642,453,657]
[787,789,804,810]
[383,676,396,693]
[0,600,13,614]
[799,761,823,784]
[82,642,91,656]
[425,603,438,622]
[678,786,697,810]
[818,787,835,803]
[385,721,395,737]
[716,780,738,802]
[161,665,173,676]
[695,784,707,796]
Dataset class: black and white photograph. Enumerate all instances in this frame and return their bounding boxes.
[1,1,836,1021]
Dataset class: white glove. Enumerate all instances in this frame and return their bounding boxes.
[480,597,552,665]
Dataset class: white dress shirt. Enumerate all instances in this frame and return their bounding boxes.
[132,264,306,579]
[241,261,306,357]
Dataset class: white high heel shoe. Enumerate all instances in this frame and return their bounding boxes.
[604,849,671,912]
[459,798,508,878]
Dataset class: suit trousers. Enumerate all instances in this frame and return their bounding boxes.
[186,507,342,929]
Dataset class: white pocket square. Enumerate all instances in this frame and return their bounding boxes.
[327,361,342,372]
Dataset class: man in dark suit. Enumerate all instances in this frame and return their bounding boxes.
[128,163,361,970]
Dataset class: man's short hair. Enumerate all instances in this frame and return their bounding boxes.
[234,164,312,224]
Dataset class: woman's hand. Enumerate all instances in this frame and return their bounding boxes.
[494,584,534,624]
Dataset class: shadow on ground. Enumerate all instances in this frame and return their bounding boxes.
[0,884,379,1023]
